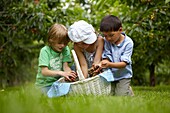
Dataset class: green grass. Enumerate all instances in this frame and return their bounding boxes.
[0,84,170,113]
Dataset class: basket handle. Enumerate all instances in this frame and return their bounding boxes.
[71,50,85,80]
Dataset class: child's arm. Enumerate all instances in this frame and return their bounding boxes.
[92,36,104,74]
[63,62,72,72]
[63,62,77,81]
[41,66,76,81]
[93,36,104,66]
[101,59,127,69]
[63,62,77,77]
[74,44,88,78]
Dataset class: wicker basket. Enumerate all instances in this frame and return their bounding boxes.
[58,75,111,96]
[57,50,111,96]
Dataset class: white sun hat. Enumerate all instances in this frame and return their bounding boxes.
[68,20,97,44]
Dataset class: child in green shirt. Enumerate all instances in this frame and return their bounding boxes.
[35,23,77,93]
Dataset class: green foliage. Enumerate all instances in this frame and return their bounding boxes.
[0,1,49,87]
[0,85,170,113]
[89,0,128,29]
[156,60,170,85]
[0,0,170,87]
[0,0,88,88]
[121,0,170,85]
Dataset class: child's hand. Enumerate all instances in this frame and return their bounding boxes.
[101,60,110,68]
[93,64,102,73]
[64,71,78,82]
[88,64,103,77]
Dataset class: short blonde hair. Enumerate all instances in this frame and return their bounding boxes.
[48,23,70,46]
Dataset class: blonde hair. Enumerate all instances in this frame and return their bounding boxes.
[48,23,70,46]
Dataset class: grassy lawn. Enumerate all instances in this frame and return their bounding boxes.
[0,84,170,113]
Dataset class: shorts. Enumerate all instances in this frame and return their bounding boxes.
[111,78,134,96]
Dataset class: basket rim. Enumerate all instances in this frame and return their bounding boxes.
[58,75,100,85]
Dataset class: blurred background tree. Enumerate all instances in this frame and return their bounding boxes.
[0,0,91,88]
[0,0,169,88]
[119,0,170,86]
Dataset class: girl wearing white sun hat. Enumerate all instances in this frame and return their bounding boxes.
[68,20,104,78]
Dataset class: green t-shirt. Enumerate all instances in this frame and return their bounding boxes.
[35,46,72,87]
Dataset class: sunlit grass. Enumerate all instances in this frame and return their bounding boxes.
[0,84,170,113]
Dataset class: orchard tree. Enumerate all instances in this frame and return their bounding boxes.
[119,0,170,86]
[0,0,169,87]
[0,0,88,87]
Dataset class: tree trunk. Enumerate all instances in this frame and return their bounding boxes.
[149,63,156,86]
